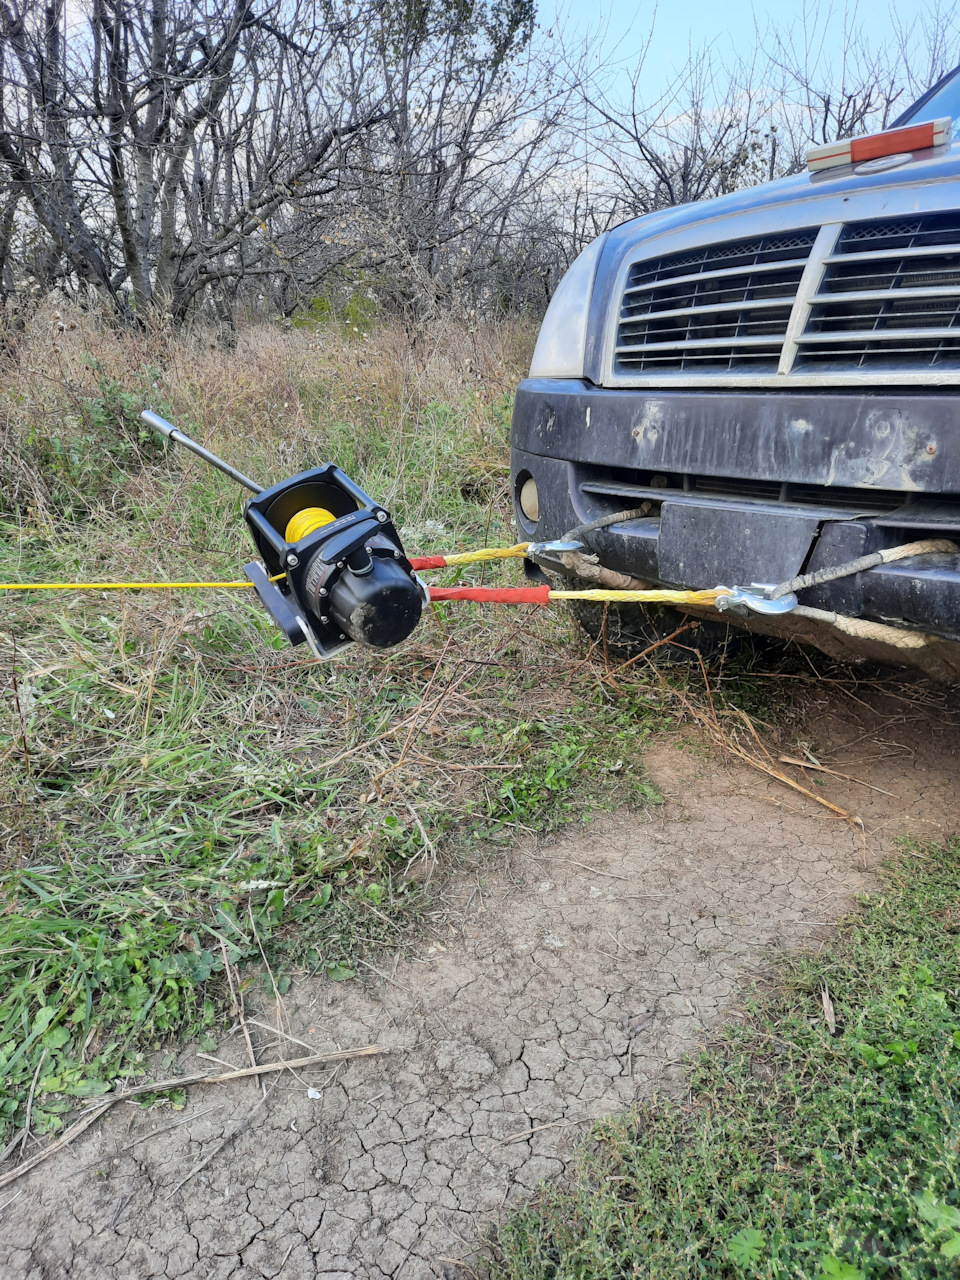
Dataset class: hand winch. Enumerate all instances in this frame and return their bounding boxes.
[142,411,425,659]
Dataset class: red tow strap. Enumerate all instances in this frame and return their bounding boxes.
[428,585,551,606]
[409,555,449,571]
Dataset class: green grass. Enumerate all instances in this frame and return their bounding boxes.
[0,316,679,1143]
[494,839,960,1280]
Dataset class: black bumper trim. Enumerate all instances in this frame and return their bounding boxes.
[511,445,960,641]
[512,380,960,495]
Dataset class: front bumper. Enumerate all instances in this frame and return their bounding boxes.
[511,380,960,641]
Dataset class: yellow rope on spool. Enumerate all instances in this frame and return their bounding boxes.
[442,543,530,565]
[551,587,731,607]
[285,507,336,543]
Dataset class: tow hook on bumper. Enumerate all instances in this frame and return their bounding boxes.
[716,586,799,616]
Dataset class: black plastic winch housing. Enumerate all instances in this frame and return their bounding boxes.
[242,465,425,658]
[139,411,426,658]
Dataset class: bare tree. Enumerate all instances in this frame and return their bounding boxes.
[761,4,910,171]
[0,0,574,322]
[257,1,577,319]
[0,0,392,318]
[550,1,960,256]
[4,0,959,324]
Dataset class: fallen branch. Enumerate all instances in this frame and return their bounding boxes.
[551,858,629,882]
[220,939,260,1092]
[778,755,896,796]
[646,663,861,826]
[0,1102,113,1192]
[0,1045,381,1191]
[69,1104,224,1176]
[499,1118,585,1144]
[724,739,858,824]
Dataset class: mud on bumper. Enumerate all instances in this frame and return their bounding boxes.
[511,380,960,643]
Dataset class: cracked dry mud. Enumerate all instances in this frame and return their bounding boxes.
[2,683,958,1279]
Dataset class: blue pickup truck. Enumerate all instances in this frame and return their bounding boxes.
[512,67,960,677]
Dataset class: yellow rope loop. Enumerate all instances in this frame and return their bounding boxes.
[550,588,731,607]
[442,543,530,565]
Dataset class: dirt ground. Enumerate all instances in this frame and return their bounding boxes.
[1,676,958,1279]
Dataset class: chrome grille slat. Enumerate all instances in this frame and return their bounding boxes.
[822,242,960,264]
[822,270,960,289]
[614,228,817,375]
[621,296,795,324]
[611,212,960,383]
[798,212,960,372]
[811,285,960,303]
[797,326,960,343]
[616,334,787,353]
[621,257,812,297]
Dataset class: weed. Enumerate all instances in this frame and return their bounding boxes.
[494,838,960,1279]
[0,313,669,1144]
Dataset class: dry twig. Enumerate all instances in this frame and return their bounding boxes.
[778,755,896,796]
[166,1087,272,1199]
[18,1049,46,1160]
[0,1046,381,1191]
[220,940,259,1092]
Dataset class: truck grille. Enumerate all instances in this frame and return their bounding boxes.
[614,229,818,374]
[798,211,960,369]
[612,211,960,384]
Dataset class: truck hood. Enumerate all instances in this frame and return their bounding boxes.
[601,142,960,264]
[583,141,960,387]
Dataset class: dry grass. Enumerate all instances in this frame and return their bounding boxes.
[1,303,531,549]
[0,309,670,1145]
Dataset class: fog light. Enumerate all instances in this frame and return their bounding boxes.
[519,477,539,523]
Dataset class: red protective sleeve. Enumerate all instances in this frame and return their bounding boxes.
[409,555,449,570]
[428,585,551,605]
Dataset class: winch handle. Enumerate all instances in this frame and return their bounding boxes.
[142,410,264,495]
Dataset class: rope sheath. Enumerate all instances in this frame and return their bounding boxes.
[771,538,958,599]
[429,585,550,605]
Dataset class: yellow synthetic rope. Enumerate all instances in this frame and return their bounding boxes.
[551,588,730,606]
[0,574,286,592]
[0,580,255,591]
[285,507,336,542]
[441,543,530,565]
[0,545,536,591]
[0,576,728,607]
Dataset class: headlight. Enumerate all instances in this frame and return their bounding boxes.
[529,233,608,379]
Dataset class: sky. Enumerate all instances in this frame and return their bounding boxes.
[540,0,945,100]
